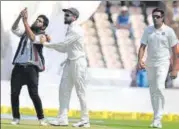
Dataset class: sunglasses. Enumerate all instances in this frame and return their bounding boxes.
[152,15,162,19]
[65,14,70,17]
[65,12,74,17]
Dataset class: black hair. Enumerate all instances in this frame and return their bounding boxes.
[37,15,49,29]
[173,1,177,4]
[152,8,165,17]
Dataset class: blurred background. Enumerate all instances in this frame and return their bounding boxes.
[1,1,179,116]
[80,0,179,88]
[2,0,178,88]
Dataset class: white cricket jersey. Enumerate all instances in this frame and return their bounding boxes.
[44,22,86,60]
[141,24,179,67]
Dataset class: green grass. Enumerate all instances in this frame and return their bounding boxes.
[1,119,179,129]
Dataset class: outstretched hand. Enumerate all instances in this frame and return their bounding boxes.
[23,8,28,21]
[40,35,51,44]
[20,8,27,17]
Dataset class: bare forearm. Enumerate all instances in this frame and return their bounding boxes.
[12,15,21,30]
[138,45,146,61]
[172,49,178,71]
[172,56,178,71]
[171,44,179,72]
[138,49,144,61]
[23,20,35,41]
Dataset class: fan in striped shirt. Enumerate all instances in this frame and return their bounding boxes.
[10,8,50,126]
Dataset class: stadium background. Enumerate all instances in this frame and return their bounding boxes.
[1,1,179,122]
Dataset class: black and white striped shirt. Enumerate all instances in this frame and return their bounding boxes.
[12,27,45,72]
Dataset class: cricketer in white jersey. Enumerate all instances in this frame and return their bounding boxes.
[41,7,90,128]
[138,8,179,128]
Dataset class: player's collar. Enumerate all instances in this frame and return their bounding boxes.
[69,21,77,28]
[153,23,166,31]
[159,23,166,30]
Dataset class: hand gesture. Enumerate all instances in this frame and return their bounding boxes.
[22,8,28,21]
[45,35,51,42]
[170,70,178,79]
[40,35,51,44]
[20,8,27,18]
[137,60,146,70]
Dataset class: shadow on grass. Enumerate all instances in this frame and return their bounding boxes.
[1,122,40,127]
[95,122,150,128]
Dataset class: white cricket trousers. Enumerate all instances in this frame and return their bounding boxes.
[146,63,170,121]
[58,57,89,122]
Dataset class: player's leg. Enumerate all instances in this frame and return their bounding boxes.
[72,58,90,127]
[50,62,73,126]
[26,65,47,126]
[147,66,160,127]
[147,66,157,117]
[154,64,169,121]
[148,63,169,128]
[10,65,24,125]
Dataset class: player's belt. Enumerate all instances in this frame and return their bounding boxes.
[60,55,85,67]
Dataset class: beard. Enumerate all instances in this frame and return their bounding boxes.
[64,17,73,24]
[64,20,71,24]
[64,21,69,24]
[31,24,42,33]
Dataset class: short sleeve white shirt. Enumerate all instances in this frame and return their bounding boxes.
[141,24,179,67]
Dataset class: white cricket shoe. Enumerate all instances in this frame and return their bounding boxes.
[72,121,90,128]
[150,120,162,128]
[49,118,68,126]
[39,118,48,126]
[11,118,20,125]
